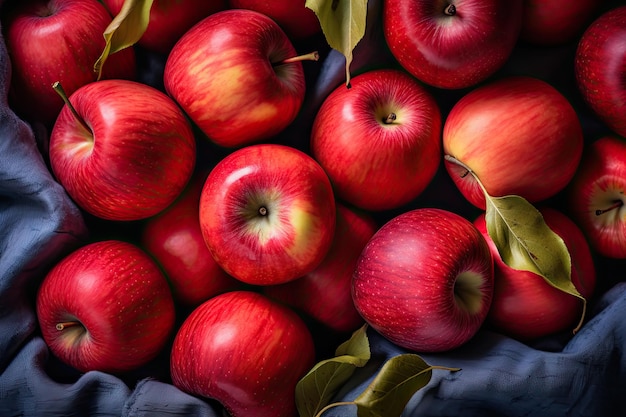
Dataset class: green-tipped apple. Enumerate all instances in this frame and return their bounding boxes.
[102,0,227,55]
[566,135,626,259]
[474,207,596,341]
[164,9,314,148]
[352,208,494,352]
[264,203,378,333]
[310,69,442,211]
[575,5,626,138]
[170,290,315,417]
[36,240,176,373]
[49,79,196,221]
[199,143,336,285]
[141,175,241,308]
[2,0,136,127]
[382,0,523,89]
[443,76,584,209]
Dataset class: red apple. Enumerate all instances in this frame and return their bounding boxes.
[474,207,596,341]
[49,79,196,221]
[227,0,322,40]
[264,203,378,333]
[520,0,603,45]
[102,0,227,55]
[382,0,523,89]
[199,143,336,285]
[2,0,136,127]
[36,240,176,373]
[352,208,494,353]
[575,5,626,138]
[170,290,315,417]
[566,135,626,259]
[163,9,309,148]
[141,175,241,308]
[310,68,442,211]
[443,76,584,209]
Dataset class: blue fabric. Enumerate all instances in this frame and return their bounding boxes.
[1,0,625,416]
[324,283,626,417]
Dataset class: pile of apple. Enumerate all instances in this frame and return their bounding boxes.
[3,0,626,416]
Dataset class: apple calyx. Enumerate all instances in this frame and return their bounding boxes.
[258,206,268,216]
[444,4,457,16]
[52,81,91,134]
[595,200,624,216]
[273,51,320,67]
[454,271,486,314]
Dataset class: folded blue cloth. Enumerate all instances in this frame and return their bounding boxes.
[1,0,624,416]
[323,283,626,417]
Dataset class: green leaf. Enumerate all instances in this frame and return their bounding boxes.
[305,0,367,87]
[443,154,587,333]
[484,194,587,331]
[295,324,370,417]
[353,354,460,417]
[334,324,370,360]
[94,0,154,80]
[484,195,575,291]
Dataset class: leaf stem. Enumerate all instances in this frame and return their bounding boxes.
[444,154,489,195]
[572,298,587,335]
[52,82,91,133]
[430,365,462,372]
[314,401,355,417]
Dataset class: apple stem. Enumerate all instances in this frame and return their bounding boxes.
[383,113,397,124]
[444,3,456,15]
[56,321,80,331]
[258,206,268,216]
[273,51,320,66]
[595,200,624,216]
[52,81,91,133]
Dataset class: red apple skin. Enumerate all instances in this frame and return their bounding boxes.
[227,0,322,40]
[2,0,137,127]
[49,79,196,221]
[520,0,603,45]
[199,144,336,286]
[141,176,241,308]
[474,208,596,342]
[164,9,306,148]
[382,0,523,89]
[566,136,626,259]
[443,76,584,210]
[36,240,176,374]
[310,69,442,211]
[352,208,494,353]
[575,5,626,138]
[102,0,227,55]
[264,203,378,333]
[170,290,316,417]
